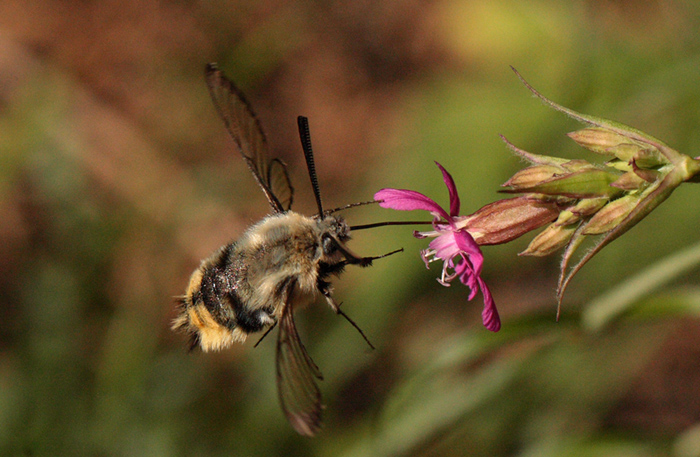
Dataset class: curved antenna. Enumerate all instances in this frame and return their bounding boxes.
[297,116,324,217]
[324,200,377,215]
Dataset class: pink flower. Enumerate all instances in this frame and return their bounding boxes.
[374,163,501,332]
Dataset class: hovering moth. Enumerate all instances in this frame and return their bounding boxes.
[173,63,399,436]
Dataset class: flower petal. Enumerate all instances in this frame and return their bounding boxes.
[374,188,450,220]
[478,278,501,332]
[435,162,460,217]
[452,229,483,274]
[452,232,500,331]
[428,232,461,262]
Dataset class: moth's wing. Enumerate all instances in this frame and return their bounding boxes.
[277,301,323,436]
[205,63,293,213]
[268,158,293,212]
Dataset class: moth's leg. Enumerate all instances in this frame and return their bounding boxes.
[337,246,404,267]
[317,278,374,350]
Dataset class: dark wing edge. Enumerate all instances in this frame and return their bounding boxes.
[277,301,324,436]
[205,63,293,213]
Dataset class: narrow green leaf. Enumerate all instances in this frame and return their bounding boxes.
[583,239,700,331]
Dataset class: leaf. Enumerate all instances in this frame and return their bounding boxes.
[582,238,700,331]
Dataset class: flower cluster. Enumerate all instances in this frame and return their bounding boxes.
[499,70,700,305]
[375,68,700,329]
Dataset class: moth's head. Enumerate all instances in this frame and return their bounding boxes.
[314,214,351,260]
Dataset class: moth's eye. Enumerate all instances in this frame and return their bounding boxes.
[322,234,337,255]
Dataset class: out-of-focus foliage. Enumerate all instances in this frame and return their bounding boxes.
[2,0,700,456]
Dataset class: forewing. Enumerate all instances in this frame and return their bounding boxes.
[268,158,294,211]
[205,63,293,213]
[277,302,323,436]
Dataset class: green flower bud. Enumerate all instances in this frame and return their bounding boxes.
[568,127,668,168]
[554,197,607,226]
[569,197,609,217]
[633,147,669,168]
[611,171,647,190]
[553,208,578,226]
[520,223,578,257]
[540,197,609,226]
[567,127,631,155]
[605,143,646,162]
[561,159,597,172]
[503,165,565,189]
[502,167,624,198]
[606,158,633,172]
[582,194,641,235]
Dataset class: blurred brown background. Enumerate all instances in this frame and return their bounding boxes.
[3,0,700,456]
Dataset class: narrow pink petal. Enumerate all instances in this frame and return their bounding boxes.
[453,256,500,331]
[452,232,500,331]
[374,188,450,220]
[478,278,501,332]
[466,275,479,300]
[435,162,460,217]
[452,229,483,272]
[453,260,478,299]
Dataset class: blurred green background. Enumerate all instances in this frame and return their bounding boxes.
[3,0,700,455]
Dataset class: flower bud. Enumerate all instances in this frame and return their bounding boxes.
[606,158,633,172]
[568,127,668,169]
[606,143,643,162]
[553,196,606,225]
[611,171,647,190]
[552,208,577,226]
[567,127,631,155]
[632,166,661,183]
[633,147,669,168]
[520,223,578,257]
[569,197,609,217]
[459,196,562,245]
[582,194,641,235]
[502,165,564,189]
[562,159,597,172]
[502,167,624,199]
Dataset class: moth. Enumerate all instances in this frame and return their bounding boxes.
[173,63,399,436]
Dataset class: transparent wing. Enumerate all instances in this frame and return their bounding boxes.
[205,63,294,213]
[277,301,323,436]
[267,158,293,212]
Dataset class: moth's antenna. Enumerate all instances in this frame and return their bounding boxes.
[325,200,377,215]
[297,116,324,217]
